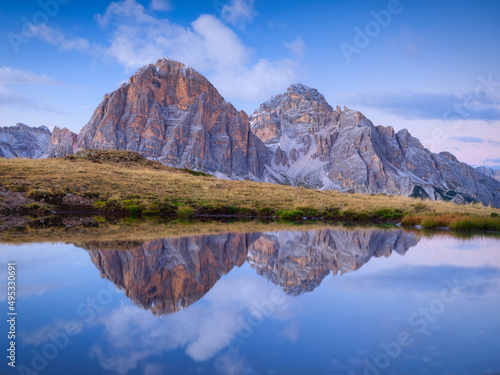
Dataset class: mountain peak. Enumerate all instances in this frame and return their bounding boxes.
[286,83,330,104]
[78,57,271,179]
[287,83,316,93]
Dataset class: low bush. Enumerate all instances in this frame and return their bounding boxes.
[401,215,423,227]
[278,209,304,222]
[177,206,194,221]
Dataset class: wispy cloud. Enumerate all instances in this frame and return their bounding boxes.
[485,158,500,164]
[34,24,91,52]
[450,136,500,145]
[0,66,61,86]
[221,0,257,28]
[347,91,500,121]
[92,0,301,102]
[0,69,64,113]
[91,276,293,374]
[21,319,84,346]
[14,0,300,105]
[285,37,305,59]
[450,136,484,143]
[149,0,172,12]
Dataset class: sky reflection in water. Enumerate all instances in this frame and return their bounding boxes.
[1,228,499,375]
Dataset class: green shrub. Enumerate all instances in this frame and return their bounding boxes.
[21,203,44,211]
[279,209,304,222]
[258,207,274,216]
[340,209,357,220]
[177,206,194,221]
[491,212,499,218]
[93,216,106,223]
[128,206,142,216]
[93,201,107,210]
[374,208,404,219]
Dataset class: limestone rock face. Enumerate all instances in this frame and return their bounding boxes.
[78,58,271,179]
[252,84,500,207]
[247,228,418,295]
[476,166,500,182]
[0,123,51,159]
[47,127,77,158]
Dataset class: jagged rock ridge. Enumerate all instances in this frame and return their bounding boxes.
[475,166,500,182]
[47,126,78,158]
[0,123,51,158]
[251,84,500,207]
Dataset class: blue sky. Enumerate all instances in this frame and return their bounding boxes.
[0,0,499,167]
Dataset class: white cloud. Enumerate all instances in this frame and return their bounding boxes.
[214,352,249,375]
[149,0,172,12]
[95,0,159,27]
[221,0,257,28]
[0,66,61,86]
[21,0,302,106]
[34,24,90,52]
[0,73,63,113]
[91,275,294,374]
[285,37,305,59]
[21,319,84,346]
[94,0,302,103]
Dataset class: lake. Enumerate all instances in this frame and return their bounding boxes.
[1,226,499,375]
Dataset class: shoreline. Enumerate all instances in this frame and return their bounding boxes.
[1,151,499,236]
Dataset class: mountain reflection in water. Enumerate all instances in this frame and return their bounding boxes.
[84,228,419,316]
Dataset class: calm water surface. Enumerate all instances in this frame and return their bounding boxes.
[1,227,499,375]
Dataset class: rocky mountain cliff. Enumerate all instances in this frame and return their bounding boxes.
[47,126,78,158]
[83,228,418,315]
[251,84,500,207]
[0,123,51,158]
[475,166,500,182]
[77,58,271,179]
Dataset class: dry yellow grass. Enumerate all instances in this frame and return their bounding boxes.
[1,156,499,219]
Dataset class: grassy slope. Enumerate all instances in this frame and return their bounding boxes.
[1,152,499,228]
